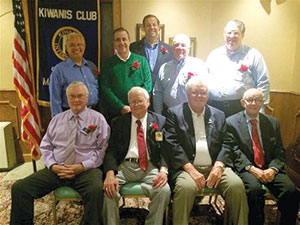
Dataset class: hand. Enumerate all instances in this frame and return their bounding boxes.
[51,164,84,179]
[152,172,168,188]
[263,168,276,183]
[103,170,119,198]
[249,166,268,183]
[206,166,223,188]
[121,105,131,115]
[183,163,205,191]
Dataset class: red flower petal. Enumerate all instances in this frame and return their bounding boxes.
[134,61,139,69]
[151,123,159,130]
[188,72,194,77]
[240,64,248,72]
[88,125,97,130]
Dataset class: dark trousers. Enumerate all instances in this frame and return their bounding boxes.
[239,171,300,225]
[10,168,104,225]
[208,99,244,118]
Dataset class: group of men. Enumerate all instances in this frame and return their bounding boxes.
[10,14,299,225]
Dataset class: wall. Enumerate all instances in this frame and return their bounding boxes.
[121,0,300,92]
[0,0,14,90]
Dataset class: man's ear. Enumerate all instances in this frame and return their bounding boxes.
[240,99,246,108]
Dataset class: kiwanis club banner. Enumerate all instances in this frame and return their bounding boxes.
[36,0,100,106]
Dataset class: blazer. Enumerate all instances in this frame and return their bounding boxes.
[130,37,173,86]
[225,111,286,173]
[103,111,167,174]
[163,102,233,181]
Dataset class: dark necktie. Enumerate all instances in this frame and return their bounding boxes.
[136,120,147,171]
[250,119,265,168]
[64,115,78,164]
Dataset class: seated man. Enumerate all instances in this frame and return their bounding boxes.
[163,77,248,225]
[102,87,170,225]
[10,81,110,225]
[225,88,300,225]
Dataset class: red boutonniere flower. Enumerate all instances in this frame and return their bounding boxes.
[239,64,248,73]
[87,125,97,134]
[93,70,100,76]
[150,123,159,131]
[131,61,139,71]
[187,72,194,78]
[160,46,168,55]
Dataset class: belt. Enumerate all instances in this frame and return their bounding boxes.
[125,158,139,163]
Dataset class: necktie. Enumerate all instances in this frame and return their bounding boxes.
[64,115,78,164]
[250,119,265,167]
[136,120,148,171]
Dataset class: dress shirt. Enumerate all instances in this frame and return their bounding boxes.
[49,57,99,117]
[190,107,212,166]
[40,107,110,170]
[126,113,149,159]
[153,57,208,114]
[116,52,131,62]
[145,39,159,72]
[206,44,270,108]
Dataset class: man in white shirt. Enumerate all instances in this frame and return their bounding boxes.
[163,77,248,225]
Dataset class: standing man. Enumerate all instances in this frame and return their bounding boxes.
[206,19,270,117]
[163,77,248,225]
[10,82,110,225]
[102,87,170,225]
[100,27,152,121]
[153,34,208,115]
[130,14,173,87]
[50,32,99,117]
[225,88,300,225]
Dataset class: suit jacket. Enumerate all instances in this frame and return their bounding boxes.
[103,111,167,174]
[130,37,173,86]
[163,102,233,181]
[225,111,286,173]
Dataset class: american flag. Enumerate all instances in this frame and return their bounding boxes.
[12,0,42,160]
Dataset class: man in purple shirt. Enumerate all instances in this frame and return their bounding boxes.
[10,81,110,225]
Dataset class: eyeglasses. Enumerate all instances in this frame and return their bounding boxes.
[129,99,146,106]
[244,97,263,104]
[190,90,208,97]
[68,94,87,100]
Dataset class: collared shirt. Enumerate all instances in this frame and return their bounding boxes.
[40,107,110,170]
[189,106,212,166]
[153,57,208,114]
[245,111,264,150]
[116,51,131,62]
[49,57,99,117]
[126,113,149,159]
[144,39,159,72]
[206,44,270,108]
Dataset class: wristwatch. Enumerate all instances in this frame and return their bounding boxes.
[245,165,252,171]
[160,167,169,175]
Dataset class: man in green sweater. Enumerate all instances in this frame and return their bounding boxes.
[100,27,152,121]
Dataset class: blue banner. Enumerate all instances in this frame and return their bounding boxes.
[36,0,100,106]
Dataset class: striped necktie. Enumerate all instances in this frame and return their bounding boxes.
[250,119,265,168]
[136,120,147,171]
[64,115,78,164]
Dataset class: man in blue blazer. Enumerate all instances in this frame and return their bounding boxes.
[102,87,170,225]
[130,14,173,88]
[225,88,299,225]
[163,77,248,225]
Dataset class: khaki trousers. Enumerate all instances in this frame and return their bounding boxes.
[173,167,248,225]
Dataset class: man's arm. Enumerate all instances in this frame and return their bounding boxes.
[140,56,152,93]
[152,64,166,114]
[49,67,63,117]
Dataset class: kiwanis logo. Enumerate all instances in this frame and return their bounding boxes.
[52,26,84,60]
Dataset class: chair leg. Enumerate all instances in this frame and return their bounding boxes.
[52,199,58,225]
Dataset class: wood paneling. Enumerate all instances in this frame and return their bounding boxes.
[266,91,300,162]
[0,90,29,163]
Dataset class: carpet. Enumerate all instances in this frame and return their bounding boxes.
[1,171,299,225]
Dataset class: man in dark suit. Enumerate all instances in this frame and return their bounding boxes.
[225,88,300,225]
[163,77,248,225]
[130,14,173,87]
[102,87,170,225]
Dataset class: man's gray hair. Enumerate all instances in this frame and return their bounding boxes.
[128,87,150,102]
[225,19,246,34]
[173,33,190,48]
[186,76,209,93]
[66,81,89,96]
